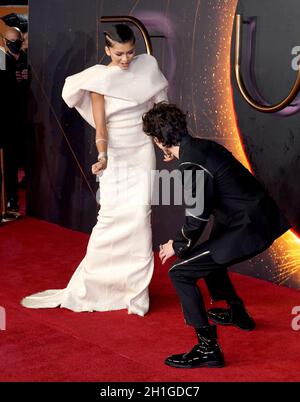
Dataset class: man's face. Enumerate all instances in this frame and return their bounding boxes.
[5,30,20,42]
[152,137,165,151]
[152,137,174,160]
[4,29,23,54]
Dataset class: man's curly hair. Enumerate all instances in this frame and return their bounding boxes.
[142,102,188,147]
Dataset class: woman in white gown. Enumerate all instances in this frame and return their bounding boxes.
[21,24,168,316]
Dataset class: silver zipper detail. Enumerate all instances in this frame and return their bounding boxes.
[181,226,192,247]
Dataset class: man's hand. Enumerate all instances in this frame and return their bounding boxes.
[91,159,107,175]
[21,69,28,80]
[159,240,175,264]
[163,152,174,162]
[16,70,22,82]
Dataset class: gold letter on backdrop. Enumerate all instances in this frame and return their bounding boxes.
[234,14,300,113]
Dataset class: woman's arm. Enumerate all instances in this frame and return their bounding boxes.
[91,92,108,174]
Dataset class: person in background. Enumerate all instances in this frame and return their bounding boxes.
[0,26,24,213]
[16,30,29,190]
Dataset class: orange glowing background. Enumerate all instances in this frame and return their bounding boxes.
[211,0,300,286]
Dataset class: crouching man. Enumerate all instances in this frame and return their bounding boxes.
[142,102,291,368]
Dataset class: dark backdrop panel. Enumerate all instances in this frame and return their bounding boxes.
[27,0,300,288]
[232,0,300,233]
[230,0,300,287]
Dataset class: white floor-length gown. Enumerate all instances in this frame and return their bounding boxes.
[21,53,168,316]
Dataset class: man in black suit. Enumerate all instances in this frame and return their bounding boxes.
[142,102,291,369]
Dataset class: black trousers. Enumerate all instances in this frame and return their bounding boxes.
[3,141,19,201]
[169,241,241,328]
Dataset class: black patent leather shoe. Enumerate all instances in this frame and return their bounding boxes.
[207,305,256,331]
[165,325,224,369]
[165,344,224,369]
[7,198,20,213]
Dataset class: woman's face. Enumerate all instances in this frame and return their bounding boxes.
[105,40,135,70]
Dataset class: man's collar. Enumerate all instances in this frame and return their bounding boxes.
[179,134,191,161]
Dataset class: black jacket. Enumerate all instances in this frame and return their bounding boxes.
[0,49,18,148]
[172,135,291,265]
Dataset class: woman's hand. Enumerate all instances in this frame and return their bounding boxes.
[159,240,175,264]
[91,159,107,175]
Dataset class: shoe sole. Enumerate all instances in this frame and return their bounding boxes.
[165,360,224,369]
[208,316,256,331]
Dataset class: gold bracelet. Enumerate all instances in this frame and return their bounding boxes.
[95,138,108,143]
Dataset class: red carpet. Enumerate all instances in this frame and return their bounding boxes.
[0,215,300,382]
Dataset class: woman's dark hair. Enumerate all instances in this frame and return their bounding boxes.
[142,102,189,147]
[104,24,136,48]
